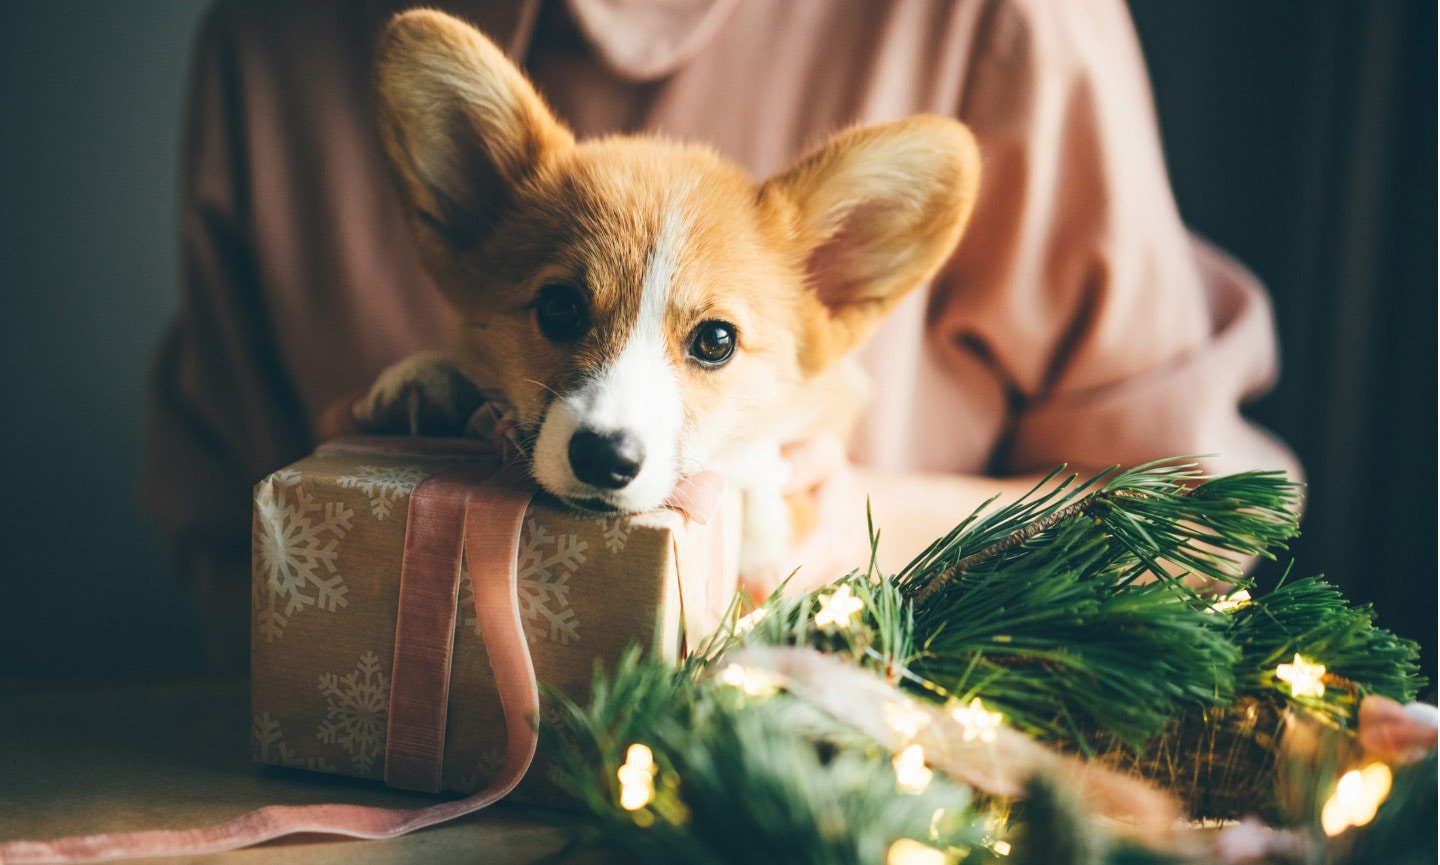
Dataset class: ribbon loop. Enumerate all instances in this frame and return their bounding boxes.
[384,461,509,792]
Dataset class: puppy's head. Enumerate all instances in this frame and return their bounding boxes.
[376,10,980,512]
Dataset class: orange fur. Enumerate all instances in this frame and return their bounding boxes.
[370,9,981,563]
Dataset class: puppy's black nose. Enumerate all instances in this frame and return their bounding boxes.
[568,429,643,490]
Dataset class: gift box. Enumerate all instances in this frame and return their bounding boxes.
[250,437,737,803]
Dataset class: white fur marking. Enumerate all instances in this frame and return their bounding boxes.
[532,204,689,511]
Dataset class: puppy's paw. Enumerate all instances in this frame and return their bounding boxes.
[358,353,485,436]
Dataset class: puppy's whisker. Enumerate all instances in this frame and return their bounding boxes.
[521,378,562,400]
[513,423,543,451]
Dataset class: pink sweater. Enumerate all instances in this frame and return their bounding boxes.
[142,0,1298,662]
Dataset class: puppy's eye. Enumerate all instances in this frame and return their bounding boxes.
[535,283,589,343]
[689,320,736,366]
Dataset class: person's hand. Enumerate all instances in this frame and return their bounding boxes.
[774,435,877,594]
[742,437,1056,600]
[1358,695,1438,765]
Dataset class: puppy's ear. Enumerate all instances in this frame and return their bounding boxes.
[375,9,573,253]
[762,117,980,351]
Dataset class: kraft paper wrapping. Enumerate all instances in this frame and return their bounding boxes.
[250,442,737,802]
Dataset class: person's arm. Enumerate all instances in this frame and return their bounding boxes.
[937,0,1300,483]
[732,435,1052,599]
[140,4,312,672]
[760,1,1301,594]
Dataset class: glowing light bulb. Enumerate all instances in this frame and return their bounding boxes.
[992,840,1012,856]
[1275,654,1327,698]
[719,663,780,696]
[814,584,865,629]
[1209,589,1252,613]
[887,838,948,865]
[893,744,933,794]
[928,808,945,841]
[884,700,933,741]
[617,743,657,811]
[734,607,768,634]
[1321,762,1392,837]
[950,697,1003,743]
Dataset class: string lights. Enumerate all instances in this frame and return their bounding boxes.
[617,743,657,811]
[893,743,934,794]
[734,607,768,635]
[1275,653,1327,698]
[1209,588,1252,613]
[884,700,934,741]
[719,663,780,697]
[950,697,1003,743]
[1320,762,1393,837]
[814,583,865,629]
[886,838,948,865]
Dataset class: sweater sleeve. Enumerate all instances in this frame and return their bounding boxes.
[932,0,1300,481]
[139,3,313,668]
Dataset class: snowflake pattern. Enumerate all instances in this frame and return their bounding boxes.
[336,464,428,520]
[457,516,586,645]
[253,471,354,642]
[252,712,336,771]
[595,515,632,553]
[460,745,507,791]
[518,518,587,644]
[316,651,390,772]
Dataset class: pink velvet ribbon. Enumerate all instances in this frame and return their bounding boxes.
[384,460,523,793]
[0,442,727,865]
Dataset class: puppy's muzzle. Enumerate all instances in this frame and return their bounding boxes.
[568,429,644,490]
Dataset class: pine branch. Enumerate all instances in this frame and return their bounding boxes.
[543,648,992,865]
[900,460,1303,607]
[1222,574,1424,706]
[1076,574,1423,819]
[537,457,1424,858]
[908,495,1097,605]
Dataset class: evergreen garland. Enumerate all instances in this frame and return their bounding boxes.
[548,648,990,865]
[540,460,1428,864]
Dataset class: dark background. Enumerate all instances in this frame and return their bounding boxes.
[0,2,1434,684]
[1128,0,1438,691]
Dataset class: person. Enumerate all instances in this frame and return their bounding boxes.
[142,0,1300,672]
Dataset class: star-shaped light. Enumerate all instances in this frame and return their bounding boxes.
[950,697,1004,743]
[814,584,865,630]
[1208,588,1253,613]
[719,663,780,697]
[617,743,657,810]
[1275,653,1327,698]
[733,607,768,634]
[884,700,934,741]
[893,743,933,794]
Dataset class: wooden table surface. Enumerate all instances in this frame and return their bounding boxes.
[0,680,613,865]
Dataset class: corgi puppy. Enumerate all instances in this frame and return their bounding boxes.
[361,9,980,574]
